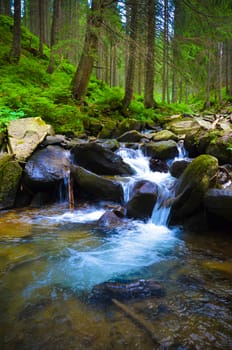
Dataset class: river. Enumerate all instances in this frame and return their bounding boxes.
[0,147,231,349]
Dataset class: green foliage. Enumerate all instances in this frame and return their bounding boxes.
[0,108,24,132]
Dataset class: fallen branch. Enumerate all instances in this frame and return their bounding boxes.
[112,298,162,348]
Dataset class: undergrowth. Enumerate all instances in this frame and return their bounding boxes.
[0,14,223,137]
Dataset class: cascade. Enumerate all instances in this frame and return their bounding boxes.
[118,146,175,226]
[177,140,188,159]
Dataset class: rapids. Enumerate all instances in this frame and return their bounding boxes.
[0,146,231,349]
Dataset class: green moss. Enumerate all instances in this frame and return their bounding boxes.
[178,155,218,195]
[0,154,22,209]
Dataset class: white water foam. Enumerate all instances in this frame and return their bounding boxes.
[22,220,180,295]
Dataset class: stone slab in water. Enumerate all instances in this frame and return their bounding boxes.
[91,279,165,301]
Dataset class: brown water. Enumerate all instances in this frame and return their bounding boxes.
[0,203,231,350]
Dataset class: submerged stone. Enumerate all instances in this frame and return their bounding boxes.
[91,279,165,301]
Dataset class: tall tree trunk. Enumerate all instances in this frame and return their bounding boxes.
[122,0,138,109]
[162,0,169,103]
[29,0,39,38]
[172,0,181,103]
[144,0,156,108]
[47,0,61,74]
[72,0,106,101]
[39,0,46,56]
[205,47,211,108]
[10,0,21,63]
[217,42,223,105]
[230,39,232,97]
[0,0,11,15]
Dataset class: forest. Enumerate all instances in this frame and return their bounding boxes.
[1,2,232,349]
[1,0,232,135]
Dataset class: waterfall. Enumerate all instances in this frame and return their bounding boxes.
[177,140,188,159]
[118,147,175,226]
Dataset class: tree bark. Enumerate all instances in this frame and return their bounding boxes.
[39,0,46,56]
[162,0,169,103]
[10,0,21,63]
[47,0,61,74]
[205,47,211,108]
[144,0,157,108]
[122,0,138,109]
[230,39,232,97]
[172,0,182,103]
[0,0,11,15]
[72,0,106,101]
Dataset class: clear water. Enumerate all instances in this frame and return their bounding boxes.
[0,148,231,349]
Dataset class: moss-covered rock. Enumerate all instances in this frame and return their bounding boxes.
[206,132,232,164]
[117,130,144,143]
[170,154,218,221]
[83,118,103,137]
[151,130,178,142]
[115,118,143,138]
[165,118,200,137]
[0,154,22,209]
[98,120,118,139]
[142,140,178,160]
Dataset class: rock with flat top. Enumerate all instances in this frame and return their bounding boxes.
[8,117,54,161]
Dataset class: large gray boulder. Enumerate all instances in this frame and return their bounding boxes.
[23,145,71,191]
[170,155,218,221]
[0,154,22,209]
[71,165,123,203]
[126,180,158,219]
[204,188,232,223]
[8,117,54,161]
[71,142,134,176]
[142,140,178,160]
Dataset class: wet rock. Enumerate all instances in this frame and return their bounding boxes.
[91,279,165,301]
[23,145,71,191]
[97,210,122,227]
[149,158,169,173]
[126,180,158,219]
[204,188,232,223]
[7,117,54,161]
[117,130,144,143]
[41,134,70,148]
[170,155,218,221]
[0,154,22,210]
[71,142,134,176]
[217,166,231,185]
[99,139,120,152]
[170,159,192,178]
[206,132,232,164]
[142,140,178,160]
[71,164,123,203]
[151,130,178,142]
